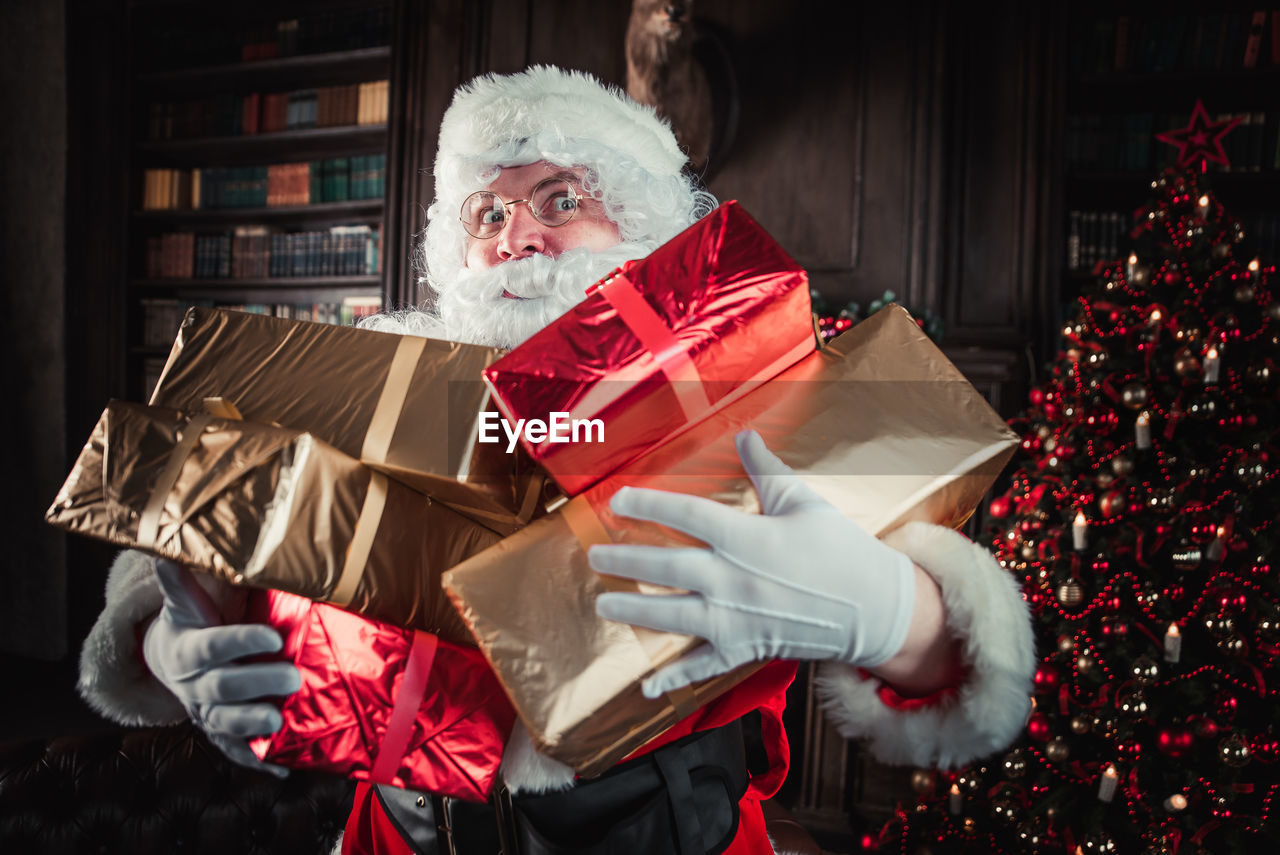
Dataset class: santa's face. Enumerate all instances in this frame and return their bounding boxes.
[464,162,622,274]
[432,161,650,349]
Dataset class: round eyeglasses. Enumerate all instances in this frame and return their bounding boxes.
[459,177,588,239]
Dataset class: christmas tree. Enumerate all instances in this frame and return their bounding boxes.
[872,169,1280,855]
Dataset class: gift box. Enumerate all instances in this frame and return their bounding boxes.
[148,306,548,533]
[444,305,1020,775]
[482,201,815,496]
[247,589,515,799]
[46,400,499,642]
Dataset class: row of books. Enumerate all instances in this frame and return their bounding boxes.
[1072,11,1280,75]
[1066,210,1279,272]
[1066,210,1127,272]
[1066,112,1280,173]
[144,225,381,280]
[141,155,387,210]
[140,5,392,71]
[146,81,388,140]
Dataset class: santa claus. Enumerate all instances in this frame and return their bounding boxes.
[78,66,1034,854]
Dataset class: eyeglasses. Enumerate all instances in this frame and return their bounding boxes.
[459,177,589,239]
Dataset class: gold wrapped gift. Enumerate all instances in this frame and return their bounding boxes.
[47,400,499,643]
[148,307,548,533]
[444,305,1019,775]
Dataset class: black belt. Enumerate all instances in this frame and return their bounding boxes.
[375,720,748,855]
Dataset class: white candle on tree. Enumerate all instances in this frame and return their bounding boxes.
[1164,623,1182,663]
[1135,411,1152,450]
[1098,764,1119,802]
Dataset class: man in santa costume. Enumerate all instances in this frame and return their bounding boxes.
[78,66,1034,854]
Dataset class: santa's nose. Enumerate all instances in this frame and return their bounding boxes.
[496,203,548,260]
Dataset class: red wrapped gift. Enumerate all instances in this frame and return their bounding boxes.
[247,589,514,799]
[482,201,814,495]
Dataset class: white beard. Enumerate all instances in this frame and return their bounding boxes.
[431,241,654,348]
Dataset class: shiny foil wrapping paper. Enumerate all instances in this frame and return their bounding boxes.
[445,305,1019,775]
[149,307,545,533]
[46,400,498,642]
[483,201,815,496]
[247,590,514,799]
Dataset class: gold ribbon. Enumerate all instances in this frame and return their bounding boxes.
[362,336,427,465]
[328,471,390,607]
[137,411,214,550]
[560,496,700,721]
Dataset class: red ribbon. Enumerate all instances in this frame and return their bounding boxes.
[599,271,713,424]
[370,630,439,784]
[1190,820,1220,846]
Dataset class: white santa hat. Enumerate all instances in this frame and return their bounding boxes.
[419,65,716,293]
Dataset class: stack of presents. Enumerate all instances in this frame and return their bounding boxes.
[48,202,1017,798]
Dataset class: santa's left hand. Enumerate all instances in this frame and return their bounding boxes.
[592,430,917,699]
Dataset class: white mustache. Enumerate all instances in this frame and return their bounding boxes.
[431,242,655,349]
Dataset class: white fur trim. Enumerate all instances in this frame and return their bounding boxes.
[76,549,243,726]
[435,65,685,209]
[499,720,577,795]
[814,522,1034,769]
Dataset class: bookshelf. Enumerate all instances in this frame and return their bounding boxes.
[1062,6,1280,292]
[126,0,396,401]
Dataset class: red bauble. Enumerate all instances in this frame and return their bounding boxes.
[1033,666,1061,693]
[1027,712,1052,742]
[989,495,1013,519]
[1098,489,1127,518]
[1193,718,1219,740]
[1157,728,1195,758]
[1216,691,1240,721]
[1163,269,1183,287]
[1054,443,1077,461]
[1029,388,1045,406]
[1116,738,1142,760]
[1254,739,1280,764]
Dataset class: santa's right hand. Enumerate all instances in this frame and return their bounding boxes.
[143,558,301,777]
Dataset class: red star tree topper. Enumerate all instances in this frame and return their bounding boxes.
[1155,99,1242,169]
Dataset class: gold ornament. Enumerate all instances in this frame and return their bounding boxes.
[1058,581,1085,607]
[1076,653,1095,674]
[1173,347,1202,376]
[1045,737,1071,762]
[1120,382,1149,410]
[1130,655,1160,684]
[962,817,978,834]
[990,797,1019,823]
[1204,615,1235,638]
[1118,692,1149,717]
[1082,833,1119,854]
[1057,633,1075,653]
[910,768,936,794]
[1071,715,1091,734]
[1171,545,1202,571]
[1217,633,1246,657]
[1234,282,1256,303]
[1002,750,1027,779]
[1218,734,1251,767]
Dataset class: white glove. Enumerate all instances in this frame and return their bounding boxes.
[143,559,301,776]
[592,430,917,699]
